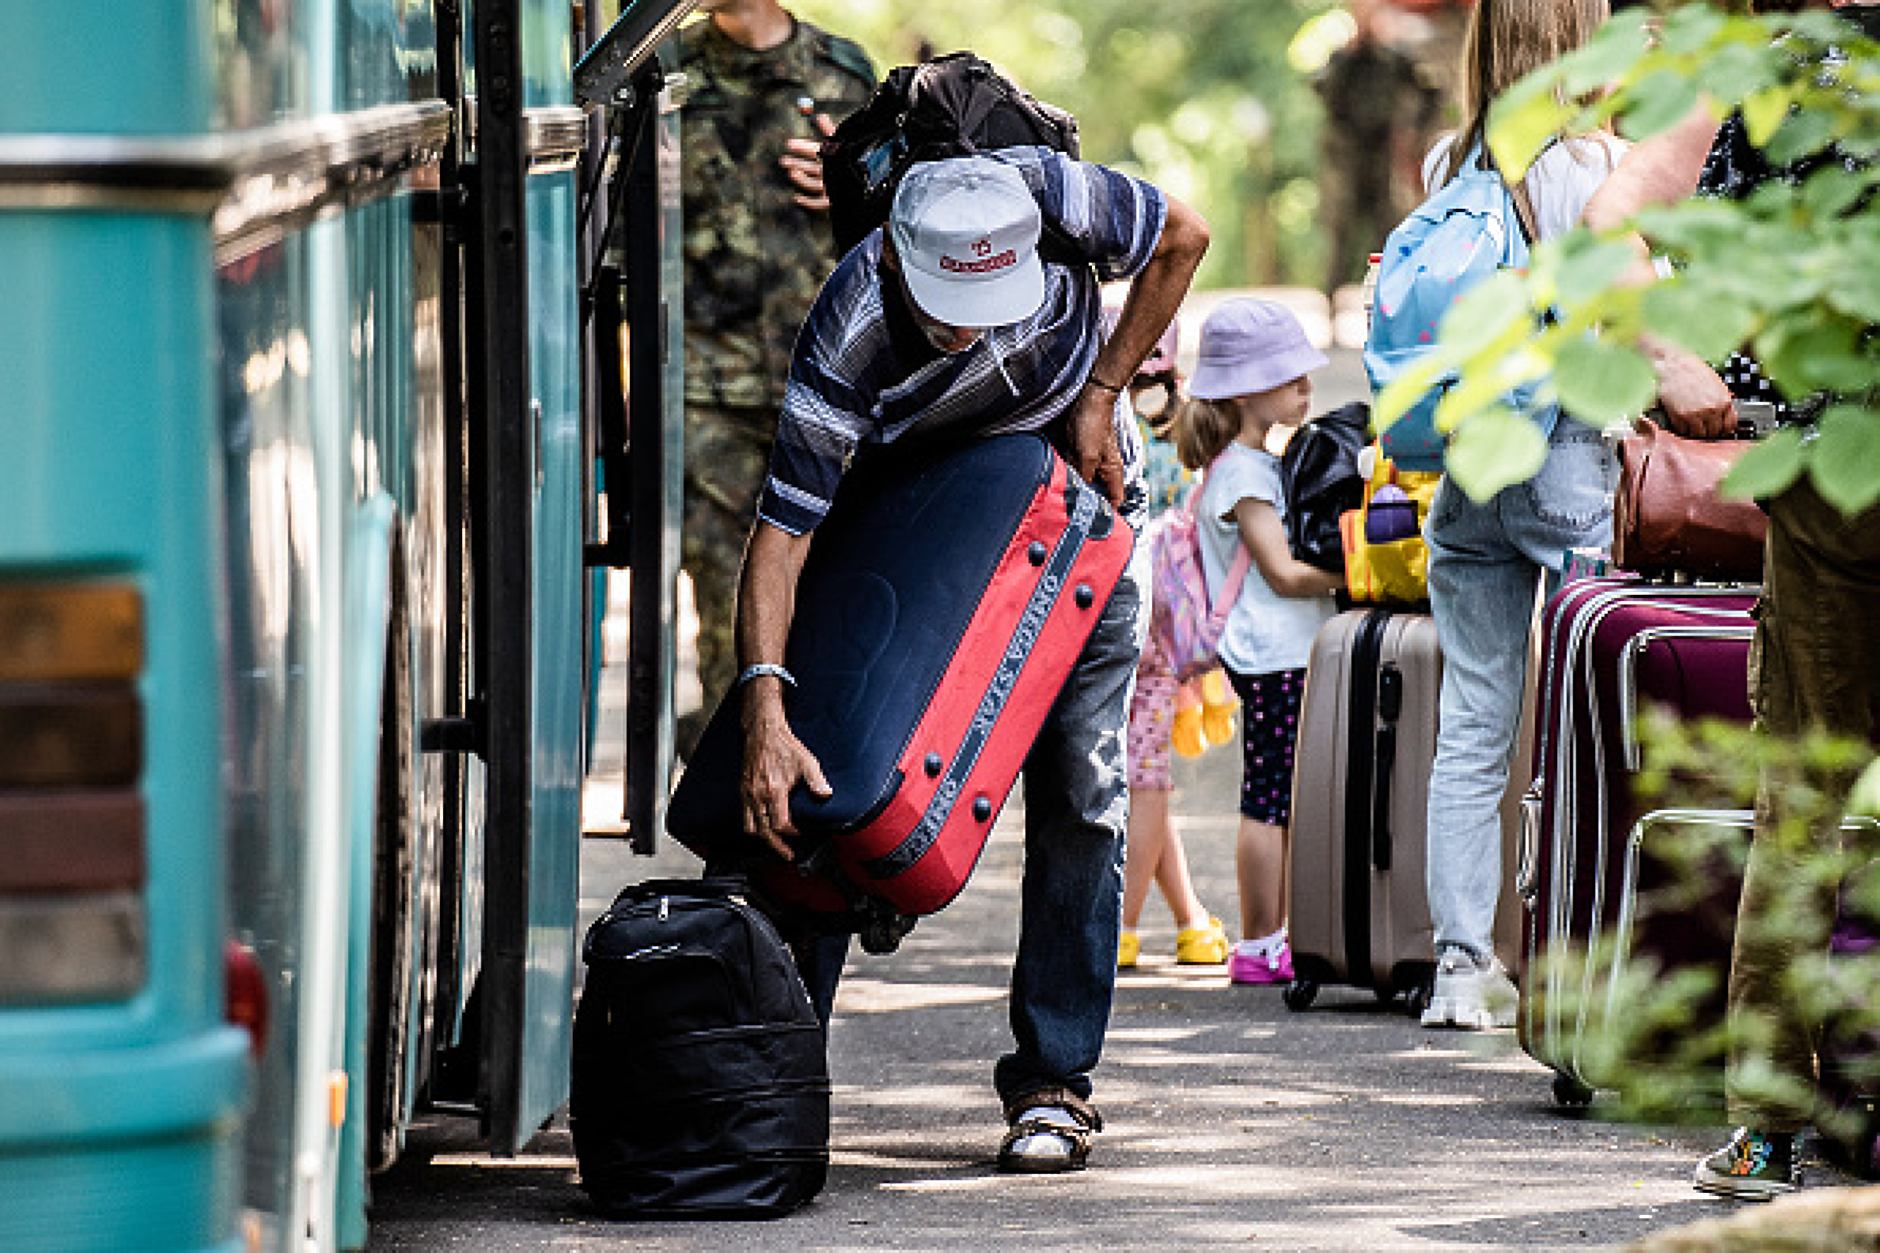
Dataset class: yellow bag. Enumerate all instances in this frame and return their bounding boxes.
[1340,450,1441,606]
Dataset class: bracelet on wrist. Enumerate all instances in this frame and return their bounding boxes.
[737,663,796,688]
[1087,375,1125,394]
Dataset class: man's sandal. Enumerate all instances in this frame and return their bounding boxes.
[997,1088,1103,1174]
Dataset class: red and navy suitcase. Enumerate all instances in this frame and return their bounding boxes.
[1516,577,1759,1106]
[665,434,1132,950]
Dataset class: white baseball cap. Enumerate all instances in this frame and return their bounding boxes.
[890,156,1046,329]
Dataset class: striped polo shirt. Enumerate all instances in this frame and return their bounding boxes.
[756,146,1167,535]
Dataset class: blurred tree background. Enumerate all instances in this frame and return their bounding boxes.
[785,0,1472,292]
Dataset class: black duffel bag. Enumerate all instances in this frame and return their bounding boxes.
[571,878,830,1219]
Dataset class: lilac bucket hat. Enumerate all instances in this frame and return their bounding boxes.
[1187,297,1328,400]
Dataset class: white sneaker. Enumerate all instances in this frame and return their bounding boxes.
[1421,948,1517,1029]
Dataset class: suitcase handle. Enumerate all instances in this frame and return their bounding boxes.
[1371,665,1403,872]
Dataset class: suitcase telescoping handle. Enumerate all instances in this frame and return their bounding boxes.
[1371,665,1404,872]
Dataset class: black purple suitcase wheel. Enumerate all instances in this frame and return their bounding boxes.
[1404,979,1432,1022]
[1282,979,1319,1012]
[1551,1071,1595,1108]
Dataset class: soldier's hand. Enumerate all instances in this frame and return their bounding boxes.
[783,112,839,211]
[1645,336,1735,439]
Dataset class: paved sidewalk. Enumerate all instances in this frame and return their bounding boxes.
[367,335,1863,1249]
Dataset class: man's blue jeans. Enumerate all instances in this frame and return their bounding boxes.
[1424,419,1615,960]
[797,528,1142,1108]
[993,531,1141,1106]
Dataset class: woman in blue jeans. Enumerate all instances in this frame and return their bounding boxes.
[1415,0,1625,1029]
[1422,419,1615,1027]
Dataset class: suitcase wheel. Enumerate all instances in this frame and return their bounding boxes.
[1551,1071,1596,1108]
[1404,981,1432,1022]
[1282,979,1318,1012]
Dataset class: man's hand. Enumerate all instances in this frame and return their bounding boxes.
[782,111,839,212]
[739,685,832,862]
[1069,384,1128,507]
[735,522,826,861]
[1645,336,1735,439]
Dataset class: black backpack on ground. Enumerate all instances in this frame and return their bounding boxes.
[1280,401,1372,573]
[822,50,1081,260]
[570,878,830,1219]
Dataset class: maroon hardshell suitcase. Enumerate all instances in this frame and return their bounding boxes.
[1516,578,1758,1106]
[664,435,1132,953]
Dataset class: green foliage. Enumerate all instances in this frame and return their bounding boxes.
[1533,710,1880,1125]
[790,0,1368,289]
[1379,4,1879,514]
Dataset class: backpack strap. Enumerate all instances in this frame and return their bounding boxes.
[1195,456,1253,627]
[1474,143,1540,248]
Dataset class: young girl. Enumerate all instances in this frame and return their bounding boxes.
[1176,298,1345,985]
[1118,316,1230,969]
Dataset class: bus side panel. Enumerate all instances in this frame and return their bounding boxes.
[0,213,249,1249]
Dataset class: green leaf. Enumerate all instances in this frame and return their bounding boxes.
[1809,405,1880,517]
[1375,361,1443,428]
[1757,315,1869,395]
[1720,426,1806,501]
[1849,758,1880,822]
[1443,408,1548,503]
[1435,270,1535,357]
[1694,40,1782,109]
[1558,19,1653,99]
[1641,282,1760,363]
[1552,235,1641,307]
[1764,106,1837,167]
[1659,5,1726,56]
[1488,83,1568,182]
[1553,337,1659,425]
[1617,68,1702,142]
[1741,86,1793,149]
[1803,166,1871,226]
[1823,253,1880,324]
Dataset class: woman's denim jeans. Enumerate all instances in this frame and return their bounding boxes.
[1424,419,1615,960]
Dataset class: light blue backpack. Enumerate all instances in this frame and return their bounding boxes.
[1362,146,1540,472]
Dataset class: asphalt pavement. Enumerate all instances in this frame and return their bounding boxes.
[366,317,1861,1251]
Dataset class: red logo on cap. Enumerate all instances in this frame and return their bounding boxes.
[941,243,1018,275]
[973,236,993,256]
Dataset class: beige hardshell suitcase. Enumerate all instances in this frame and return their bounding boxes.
[1284,609,1525,1015]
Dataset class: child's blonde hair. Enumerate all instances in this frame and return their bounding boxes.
[1172,395,1240,473]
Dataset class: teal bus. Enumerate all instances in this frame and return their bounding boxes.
[0,1,686,1249]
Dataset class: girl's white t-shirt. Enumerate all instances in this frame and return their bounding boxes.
[1421,131,1629,240]
[1197,441,1336,677]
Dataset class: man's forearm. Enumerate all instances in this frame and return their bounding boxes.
[737,520,814,716]
[1090,195,1209,390]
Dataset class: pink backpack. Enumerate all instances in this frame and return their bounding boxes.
[1150,468,1252,683]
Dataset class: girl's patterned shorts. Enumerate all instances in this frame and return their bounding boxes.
[1225,666,1306,825]
[1127,652,1179,791]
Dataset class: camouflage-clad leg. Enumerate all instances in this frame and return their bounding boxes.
[1726,480,1880,1132]
[680,403,776,752]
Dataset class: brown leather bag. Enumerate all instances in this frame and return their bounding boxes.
[1611,416,1768,582]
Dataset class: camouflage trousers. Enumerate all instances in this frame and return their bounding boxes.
[1727,479,1880,1131]
[680,403,776,752]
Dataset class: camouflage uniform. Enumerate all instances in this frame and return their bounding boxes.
[678,16,874,747]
